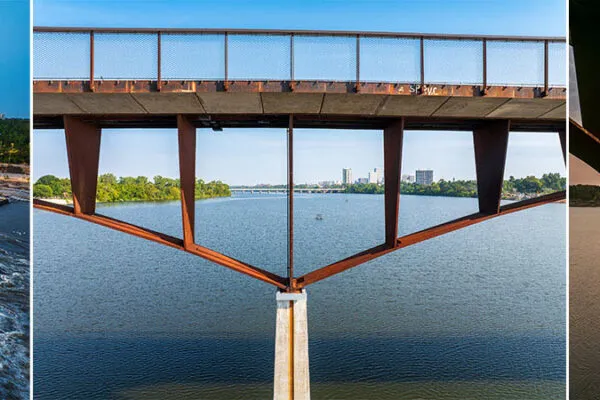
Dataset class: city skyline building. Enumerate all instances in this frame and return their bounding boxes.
[342,168,353,185]
[416,170,434,185]
[402,174,416,183]
[368,171,378,184]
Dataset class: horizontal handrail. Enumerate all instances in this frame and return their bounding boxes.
[33,26,565,42]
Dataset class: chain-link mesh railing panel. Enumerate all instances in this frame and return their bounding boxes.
[34,32,90,80]
[359,37,420,83]
[94,33,158,80]
[228,34,291,80]
[487,41,544,86]
[294,35,356,81]
[548,41,566,87]
[424,39,483,85]
[162,34,225,80]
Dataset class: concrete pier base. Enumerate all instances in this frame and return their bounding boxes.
[274,290,310,400]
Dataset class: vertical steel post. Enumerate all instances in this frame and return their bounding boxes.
[287,115,294,291]
[355,35,360,92]
[543,40,549,96]
[383,119,404,248]
[90,31,95,91]
[290,34,294,81]
[157,31,162,91]
[473,120,510,215]
[420,36,425,93]
[64,116,101,215]
[224,32,229,90]
[482,39,487,94]
[178,115,196,248]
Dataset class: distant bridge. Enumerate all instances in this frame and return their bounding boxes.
[230,187,345,194]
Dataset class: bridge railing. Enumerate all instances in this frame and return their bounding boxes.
[33,28,566,90]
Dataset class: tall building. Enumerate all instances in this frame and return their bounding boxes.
[342,168,353,185]
[374,168,383,184]
[368,171,378,184]
[357,177,369,184]
[415,170,433,185]
[401,174,415,183]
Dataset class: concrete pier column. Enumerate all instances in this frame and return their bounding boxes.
[274,290,310,400]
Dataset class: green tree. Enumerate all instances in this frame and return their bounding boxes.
[33,184,53,198]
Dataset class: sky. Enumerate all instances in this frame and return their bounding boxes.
[32,0,567,184]
[0,0,29,117]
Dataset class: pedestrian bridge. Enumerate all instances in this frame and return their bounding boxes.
[33,27,567,400]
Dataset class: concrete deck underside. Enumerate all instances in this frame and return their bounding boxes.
[35,91,565,120]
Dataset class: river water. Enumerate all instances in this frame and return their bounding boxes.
[0,202,30,399]
[570,207,600,399]
[34,194,565,399]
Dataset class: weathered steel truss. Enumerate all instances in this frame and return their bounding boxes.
[34,115,565,292]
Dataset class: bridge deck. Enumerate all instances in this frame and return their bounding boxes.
[34,80,565,131]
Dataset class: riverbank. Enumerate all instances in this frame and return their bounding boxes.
[0,164,29,205]
[569,200,600,207]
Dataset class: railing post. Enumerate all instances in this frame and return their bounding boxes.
[224,32,229,91]
[157,31,162,91]
[420,36,425,94]
[355,35,360,93]
[543,39,549,97]
[290,34,295,91]
[89,31,95,92]
[482,39,487,95]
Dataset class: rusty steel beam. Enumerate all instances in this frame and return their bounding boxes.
[570,118,600,173]
[33,113,565,132]
[473,120,510,214]
[64,116,101,215]
[558,126,566,164]
[33,199,288,289]
[383,119,404,248]
[177,115,196,248]
[295,190,565,288]
[33,26,566,42]
[32,80,566,98]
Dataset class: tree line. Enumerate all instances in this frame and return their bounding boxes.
[345,173,565,197]
[33,174,231,202]
[570,185,600,207]
[0,119,29,165]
